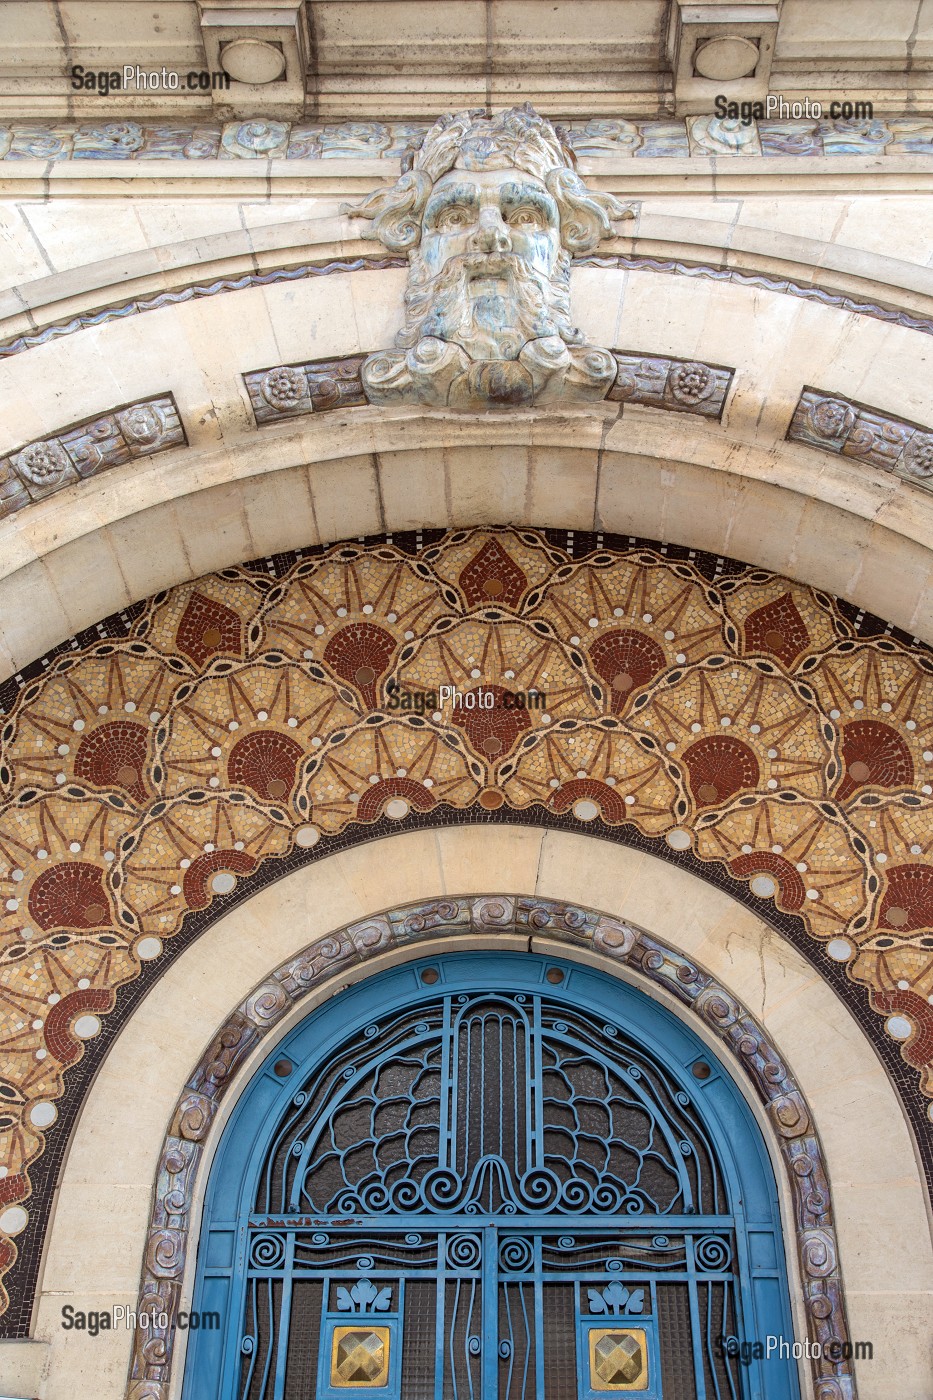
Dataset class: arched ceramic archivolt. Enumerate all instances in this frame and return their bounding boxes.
[125,895,857,1400]
[0,525,932,1334]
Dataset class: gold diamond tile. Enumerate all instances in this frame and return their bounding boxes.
[588,1327,648,1390]
[331,1325,390,1387]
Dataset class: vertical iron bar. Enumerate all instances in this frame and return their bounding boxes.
[483,1225,498,1398]
[686,1236,710,1400]
[270,1234,295,1399]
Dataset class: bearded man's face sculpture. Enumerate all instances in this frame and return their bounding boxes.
[344,105,633,410]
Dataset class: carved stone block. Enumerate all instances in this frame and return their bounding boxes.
[245,357,367,425]
[789,387,933,489]
[608,354,732,418]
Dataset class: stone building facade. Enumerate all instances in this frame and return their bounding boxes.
[0,3,931,1398]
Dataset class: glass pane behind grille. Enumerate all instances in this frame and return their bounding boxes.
[283,1280,323,1400]
[401,1279,437,1400]
[658,1283,697,1399]
[543,1283,577,1400]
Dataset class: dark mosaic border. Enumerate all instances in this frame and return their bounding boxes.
[1,526,931,1336]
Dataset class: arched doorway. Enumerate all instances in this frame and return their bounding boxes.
[182,951,800,1399]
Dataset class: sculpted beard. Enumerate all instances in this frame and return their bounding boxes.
[397,248,582,361]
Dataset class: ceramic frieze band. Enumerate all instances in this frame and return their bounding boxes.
[0,526,932,1334]
[1,114,931,162]
[0,396,186,520]
[788,388,933,486]
[3,254,932,370]
[244,351,733,423]
[124,896,857,1400]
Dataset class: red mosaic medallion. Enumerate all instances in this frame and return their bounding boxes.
[28,862,112,931]
[228,730,304,803]
[73,720,149,804]
[683,735,761,807]
[837,719,913,800]
[589,629,666,711]
[323,622,396,708]
[176,591,242,667]
[744,592,811,666]
[458,538,529,609]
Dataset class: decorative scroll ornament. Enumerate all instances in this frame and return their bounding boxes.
[343,104,635,410]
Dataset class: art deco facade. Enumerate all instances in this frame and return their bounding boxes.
[0,4,931,1399]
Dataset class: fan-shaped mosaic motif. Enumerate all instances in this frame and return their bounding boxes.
[0,525,932,1326]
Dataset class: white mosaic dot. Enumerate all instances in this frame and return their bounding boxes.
[211,746,222,757]
[72,719,85,731]
[805,889,820,901]
[257,710,268,721]
[170,884,182,896]
[37,849,48,860]
[605,777,616,787]
[4,900,18,912]
[624,795,636,806]
[720,716,731,727]
[0,1207,28,1237]
[386,798,410,821]
[97,705,108,715]
[77,978,90,989]
[404,630,414,640]
[741,844,753,854]
[642,613,653,623]
[211,871,236,895]
[549,778,560,789]
[675,653,686,664]
[124,701,136,713]
[136,936,162,961]
[826,938,852,962]
[287,717,298,728]
[573,799,600,822]
[570,636,581,646]
[336,607,347,617]
[767,779,778,789]
[666,828,692,851]
[69,842,81,853]
[57,744,69,756]
[911,845,923,855]
[875,852,887,863]
[885,1015,912,1041]
[767,748,778,759]
[470,669,481,679]
[897,980,910,991]
[228,720,239,731]
[314,625,325,637]
[880,702,891,712]
[362,604,373,614]
[613,608,623,618]
[55,773,66,785]
[311,736,322,747]
[234,841,244,851]
[750,875,776,898]
[923,752,932,763]
[691,722,701,733]
[795,862,808,873]
[664,630,675,641]
[29,1102,56,1129]
[666,742,676,752]
[209,777,220,788]
[149,711,161,723]
[294,825,320,848]
[906,719,916,730]
[73,1014,101,1040]
[204,843,215,853]
[387,612,397,623]
[423,779,433,789]
[11,870,23,882]
[47,993,60,1005]
[853,699,864,710]
[829,709,840,720]
[749,724,760,734]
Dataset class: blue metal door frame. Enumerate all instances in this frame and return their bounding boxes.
[182,952,801,1400]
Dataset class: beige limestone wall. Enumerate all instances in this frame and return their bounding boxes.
[2,251,933,679]
[1,828,928,1400]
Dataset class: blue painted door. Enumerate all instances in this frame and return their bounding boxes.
[183,953,800,1399]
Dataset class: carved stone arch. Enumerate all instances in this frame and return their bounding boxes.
[128,895,856,1400]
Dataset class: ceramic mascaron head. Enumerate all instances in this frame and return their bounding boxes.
[344,104,634,409]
